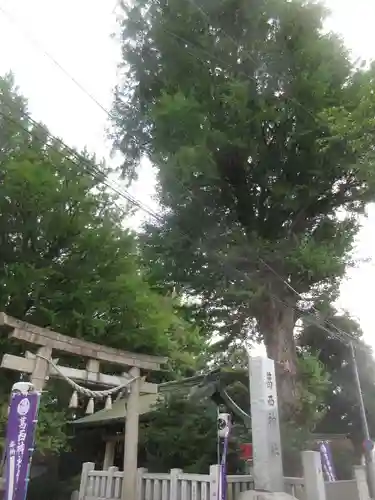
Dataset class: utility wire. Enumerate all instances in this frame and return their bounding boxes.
[0,0,328,137]
[0,0,349,244]
[0,3,114,120]
[258,257,359,345]
[0,107,161,222]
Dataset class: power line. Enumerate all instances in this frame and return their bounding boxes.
[0,0,331,140]
[258,256,357,345]
[0,0,349,258]
[0,3,114,120]
[0,107,161,222]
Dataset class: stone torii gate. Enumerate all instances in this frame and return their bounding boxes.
[0,312,166,500]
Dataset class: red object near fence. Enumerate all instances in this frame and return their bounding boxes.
[239,443,253,460]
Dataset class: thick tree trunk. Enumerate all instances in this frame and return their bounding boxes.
[258,296,298,421]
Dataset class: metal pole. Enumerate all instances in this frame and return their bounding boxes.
[350,341,375,498]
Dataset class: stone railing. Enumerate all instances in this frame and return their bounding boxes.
[77,454,369,500]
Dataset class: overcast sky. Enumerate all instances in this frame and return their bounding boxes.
[0,0,374,348]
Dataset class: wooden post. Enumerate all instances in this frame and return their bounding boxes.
[122,366,141,500]
[103,440,116,470]
[302,451,326,500]
[78,462,94,500]
[31,346,52,391]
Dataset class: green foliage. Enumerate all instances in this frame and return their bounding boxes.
[139,393,245,473]
[0,72,204,360]
[139,394,217,472]
[318,63,375,203]
[34,395,70,455]
[0,72,203,455]
[112,0,375,414]
[295,352,330,427]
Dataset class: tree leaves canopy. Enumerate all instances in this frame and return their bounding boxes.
[0,73,203,455]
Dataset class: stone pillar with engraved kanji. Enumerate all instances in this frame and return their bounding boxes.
[249,356,284,492]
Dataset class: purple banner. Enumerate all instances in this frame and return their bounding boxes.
[319,441,336,482]
[4,392,40,500]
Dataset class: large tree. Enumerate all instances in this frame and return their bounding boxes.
[112,0,375,417]
[0,73,203,455]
